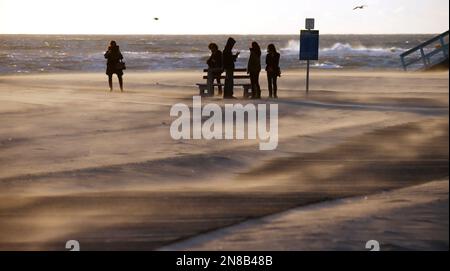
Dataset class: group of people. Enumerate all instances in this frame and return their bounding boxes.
[104,37,282,98]
[207,37,281,99]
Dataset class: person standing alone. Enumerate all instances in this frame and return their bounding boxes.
[104,40,125,92]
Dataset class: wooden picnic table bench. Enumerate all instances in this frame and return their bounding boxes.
[197,68,252,98]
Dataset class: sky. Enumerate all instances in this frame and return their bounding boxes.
[0,0,448,34]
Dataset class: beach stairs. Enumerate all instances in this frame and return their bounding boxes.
[400,30,449,71]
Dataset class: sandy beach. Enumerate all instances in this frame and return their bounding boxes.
[161,180,449,251]
[0,70,448,250]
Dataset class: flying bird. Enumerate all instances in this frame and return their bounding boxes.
[154,17,159,21]
[353,5,368,10]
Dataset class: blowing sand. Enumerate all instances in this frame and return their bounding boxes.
[161,180,449,251]
[0,70,448,250]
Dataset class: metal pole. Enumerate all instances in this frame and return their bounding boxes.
[306,60,310,93]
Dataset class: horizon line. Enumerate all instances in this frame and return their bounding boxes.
[0,32,445,36]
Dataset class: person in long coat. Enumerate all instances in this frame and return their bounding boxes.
[104,40,125,92]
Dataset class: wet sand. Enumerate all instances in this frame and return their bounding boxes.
[0,70,448,250]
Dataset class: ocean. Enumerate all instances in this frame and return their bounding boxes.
[0,34,438,74]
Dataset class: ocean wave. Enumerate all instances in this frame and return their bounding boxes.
[282,40,405,55]
[0,34,436,73]
[312,62,343,69]
[322,42,404,54]
[123,51,204,59]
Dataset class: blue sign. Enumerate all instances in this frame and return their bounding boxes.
[300,30,319,60]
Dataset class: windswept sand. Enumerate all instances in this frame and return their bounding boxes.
[0,70,448,250]
[161,180,449,251]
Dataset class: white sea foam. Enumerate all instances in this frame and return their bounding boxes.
[312,62,343,69]
[282,40,404,55]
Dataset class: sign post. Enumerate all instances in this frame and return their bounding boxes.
[306,59,310,93]
[300,18,319,93]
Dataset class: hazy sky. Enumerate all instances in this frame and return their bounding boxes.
[0,0,448,34]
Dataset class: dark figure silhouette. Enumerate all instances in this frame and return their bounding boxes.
[266,44,281,98]
[207,43,223,96]
[247,42,262,99]
[222,37,240,99]
[104,41,124,92]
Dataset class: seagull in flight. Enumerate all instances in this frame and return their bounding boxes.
[353,5,368,10]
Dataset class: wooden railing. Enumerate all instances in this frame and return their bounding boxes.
[400,30,449,71]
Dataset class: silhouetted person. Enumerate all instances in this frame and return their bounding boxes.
[247,42,262,99]
[222,37,240,99]
[206,43,223,96]
[266,44,281,98]
[104,40,124,92]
